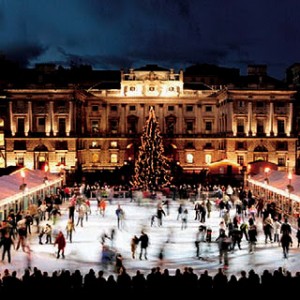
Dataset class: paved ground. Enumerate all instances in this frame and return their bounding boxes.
[1,196,300,278]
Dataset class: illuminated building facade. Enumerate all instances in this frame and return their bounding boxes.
[0,63,297,184]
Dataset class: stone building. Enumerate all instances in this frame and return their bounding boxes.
[0,62,297,185]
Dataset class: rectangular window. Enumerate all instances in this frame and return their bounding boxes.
[91,120,99,133]
[58,118,66,134]
[111,153,118,163]
[0,133,4,146]
[236,142,246,150]
[205,106,212,112]
[16,156,24,167]
[186,153,194,163]
[238,101,245,108]
[256,119,264,134]
[186,105,193,112]
[110,105,118,112]
[110,141,118,148]
[237,119,244,134]
[277,120,285,134]
[276,141,287,150]
[168,106,174,111]
[92,105,99,112]
[186,121,193,134]
[110,120,118,133]
[205,154,212,164]
[278,157,285,166]
[128,119,136,134]
[237,155,244,166]
[129,105,136,111]
[205,121,212,131]
[166,120,175,134]
[37,117,46,132]
[17,118,25,134]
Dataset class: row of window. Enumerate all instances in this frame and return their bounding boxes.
[91,104,214,113]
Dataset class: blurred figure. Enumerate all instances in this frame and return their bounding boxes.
[1,232,15,263]
[54,230,66,259]
[66,218,76,243]
[131,235,139,259]
[280,232,293,258]
[139,230,149,260]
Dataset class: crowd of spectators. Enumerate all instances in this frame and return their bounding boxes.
[0,265,300,294]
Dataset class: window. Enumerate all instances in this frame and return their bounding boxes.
[168,106,174,111]
[237,119,244,134]
[110,141,118,148]
[276,102,285,108]
[204,143,212,149]
[14,140,26,150]
[276,141,287,150]
[205,121,212,131]
[169,87,175,91]
[58,118,66,134]
[186,153,194,163]
[58,156,66,165]
[91,120,99,133]
[129,105,136,111]
[36,101,45,108]
[92,153,99,163]
[186,142,194,149]
[109,120,118,133]
[278,157,285,166]
[186,105,193,112]
[236,142,246,150]
[238,101,245,108]
[92,141,98,148]
[186,121,193,134]
[256,102,265,108]
[111,153,118,163]
[17,118,25,134]
[205,154,212,164]
[16,156,24,167]
[110,105,118,112]
[256,119,264,134]
[128,118,137,134]
[277,120,285,134]
[149,87,155,91]
[56,141,68,150]
[205,106,212,112]
[37,117,46,132]
[0,118,4,127]
[92,105,99,112]
[129,86,135,91]
[0,133,4,146]
[237,155,244,166]
[166,120,175,134]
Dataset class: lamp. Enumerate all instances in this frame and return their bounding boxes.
[43,163,49,184]
[264,167,270,184]
[19,169,27,191]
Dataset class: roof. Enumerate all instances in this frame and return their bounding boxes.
[0,168,62,206]
[248,169,300,202]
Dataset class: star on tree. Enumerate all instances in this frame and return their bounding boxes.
[131,106,172,191]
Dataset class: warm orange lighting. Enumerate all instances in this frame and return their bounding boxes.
[264,167,270,174]
[21,169,25,179]
[44,164,49,173]
[288,172,292,180]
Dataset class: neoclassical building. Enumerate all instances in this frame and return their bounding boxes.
[0,63,297,184]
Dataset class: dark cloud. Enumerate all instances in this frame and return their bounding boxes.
[4,43,48,67]
[0,0,299,78]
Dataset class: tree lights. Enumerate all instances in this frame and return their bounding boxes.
[131,107,172,191]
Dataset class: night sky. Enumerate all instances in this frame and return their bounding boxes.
[1,0,300,79]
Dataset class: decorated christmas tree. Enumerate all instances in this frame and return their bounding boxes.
[131,106,172,191]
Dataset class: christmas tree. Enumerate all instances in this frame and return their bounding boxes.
[131,106,172,191]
